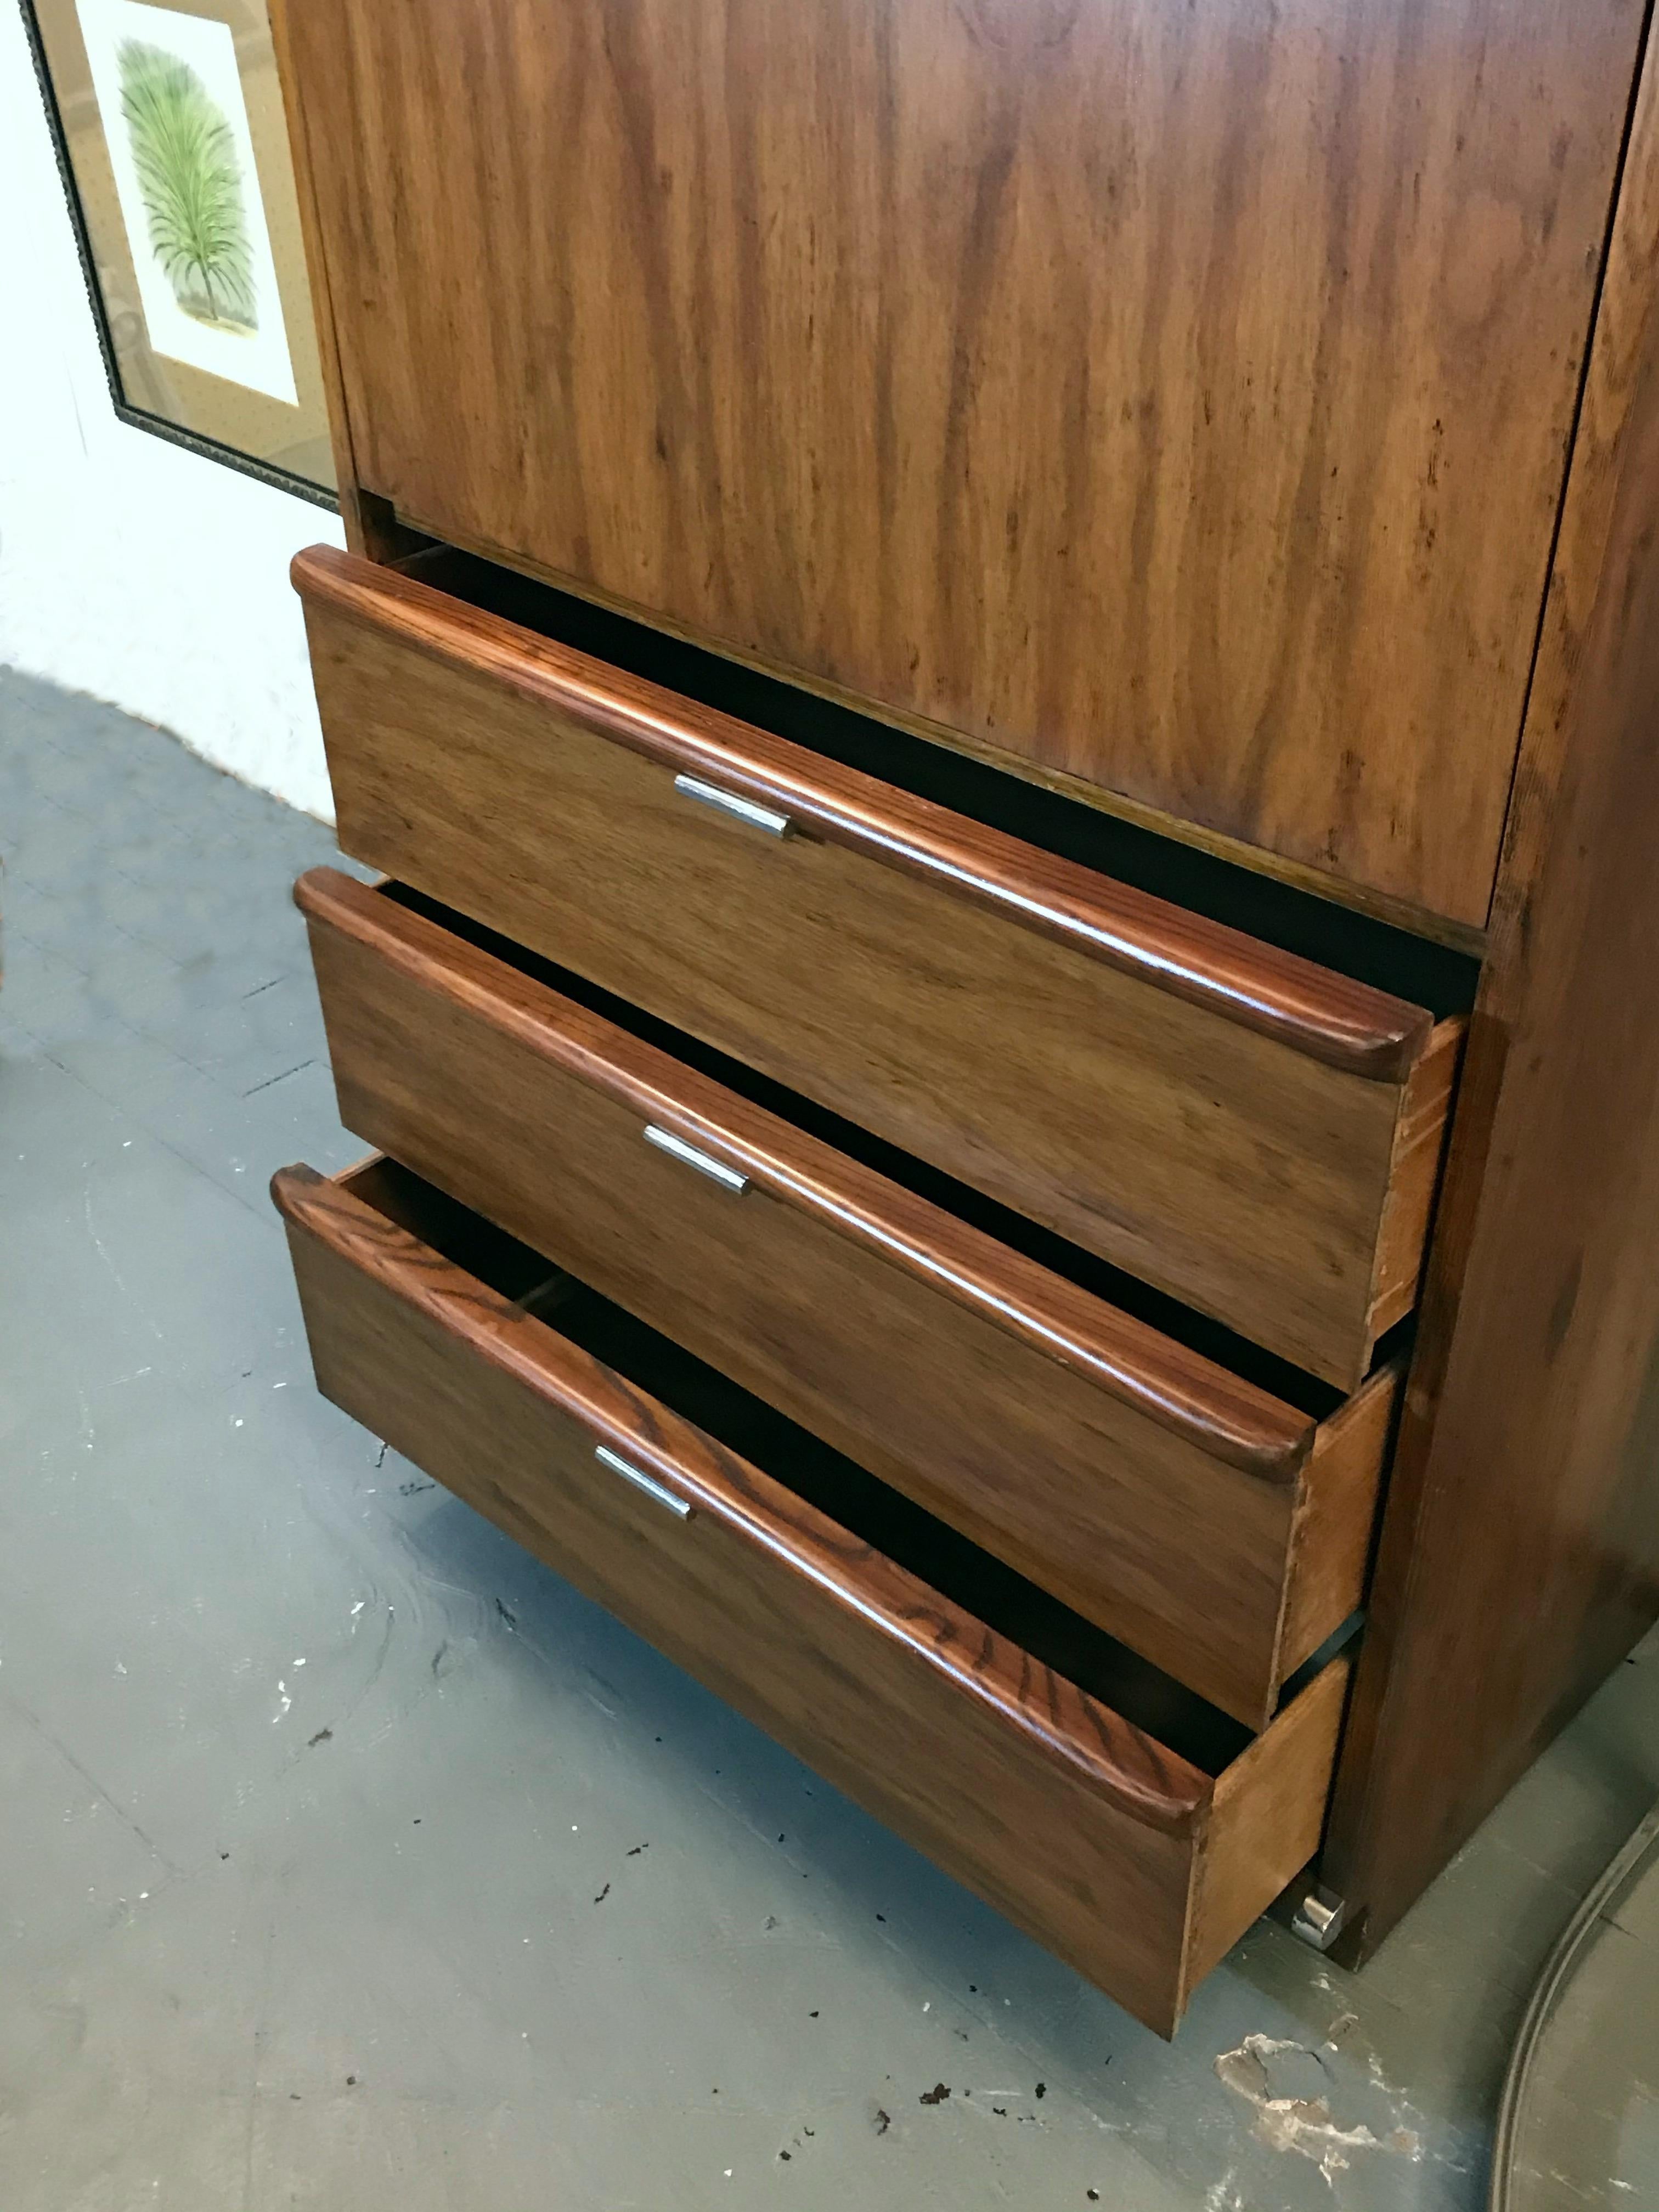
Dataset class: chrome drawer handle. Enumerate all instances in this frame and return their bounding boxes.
[594,1444,694,1520]
[673,772,793,838]
[643,1123,750,1194]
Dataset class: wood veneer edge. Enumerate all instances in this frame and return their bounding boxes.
[1361,1018,1467,1357]
[1275,1365,1402,1683]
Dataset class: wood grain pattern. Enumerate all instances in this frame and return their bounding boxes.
[1324,35,1659,1951]
[272,1157,1350,2032]
[400,516,1496,958]
[298,870,1307,1471]
[276,0,1641,925]
[1277,1367,1400,1679]
[295,546,1433,1080]
[1364,1020,1465,1341]
[1188,1655,1355,1991]
[298,866,1397,1724]
[295,555,1459,1385]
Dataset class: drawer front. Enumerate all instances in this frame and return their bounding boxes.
[295,548,1460,1390]
[300,867,1396,1728]
[273,1158,1351,2036]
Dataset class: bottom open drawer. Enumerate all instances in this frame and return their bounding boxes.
[273,1156,1352,2035]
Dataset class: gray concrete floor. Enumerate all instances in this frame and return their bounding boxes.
[3,664,1659,2210]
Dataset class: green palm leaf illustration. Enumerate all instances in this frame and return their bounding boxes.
[118,38,256,332]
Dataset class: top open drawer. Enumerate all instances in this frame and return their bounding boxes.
[295,545,1462,1389]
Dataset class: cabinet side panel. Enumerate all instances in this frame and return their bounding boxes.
[266,0,364,544]
[267,0,428,562]
[1325,32,1659,1948]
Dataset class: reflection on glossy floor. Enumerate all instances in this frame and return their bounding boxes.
[1496,1807,1659,2212]
[3,664,1658,2210]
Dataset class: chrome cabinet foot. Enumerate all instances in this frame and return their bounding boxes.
[1291,1886,1349,1953]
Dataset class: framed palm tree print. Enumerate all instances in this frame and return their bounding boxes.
[21,0,336,504]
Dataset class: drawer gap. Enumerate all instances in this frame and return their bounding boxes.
[383,881,1355,1418]
[352,1154,1266,1777]
[401,543,1481,1017]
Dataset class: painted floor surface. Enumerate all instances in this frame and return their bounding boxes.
[3,664,1658,2211]
[1498,1810,1659,2211]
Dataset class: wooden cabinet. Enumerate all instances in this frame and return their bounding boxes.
[279,0,1642,929]
[269,0,1659,2026]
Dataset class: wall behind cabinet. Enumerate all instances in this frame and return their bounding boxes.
[0,8,342,819]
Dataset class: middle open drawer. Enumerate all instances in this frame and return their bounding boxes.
[298,866,1398,1731]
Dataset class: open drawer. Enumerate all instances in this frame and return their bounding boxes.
[273,1156,1353,2035]
[293,545,1463,1389]
[298,865,1398,1729]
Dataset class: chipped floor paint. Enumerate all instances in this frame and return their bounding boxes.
[1215,2033,1423,2185]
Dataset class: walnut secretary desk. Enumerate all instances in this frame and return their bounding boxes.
[266,0,1659,2032]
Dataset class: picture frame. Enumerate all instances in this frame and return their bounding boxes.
[20,0,337,508]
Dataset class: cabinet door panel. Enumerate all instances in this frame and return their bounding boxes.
[284,0,1641,925]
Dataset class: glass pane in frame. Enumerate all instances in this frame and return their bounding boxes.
[22,0,336,504]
